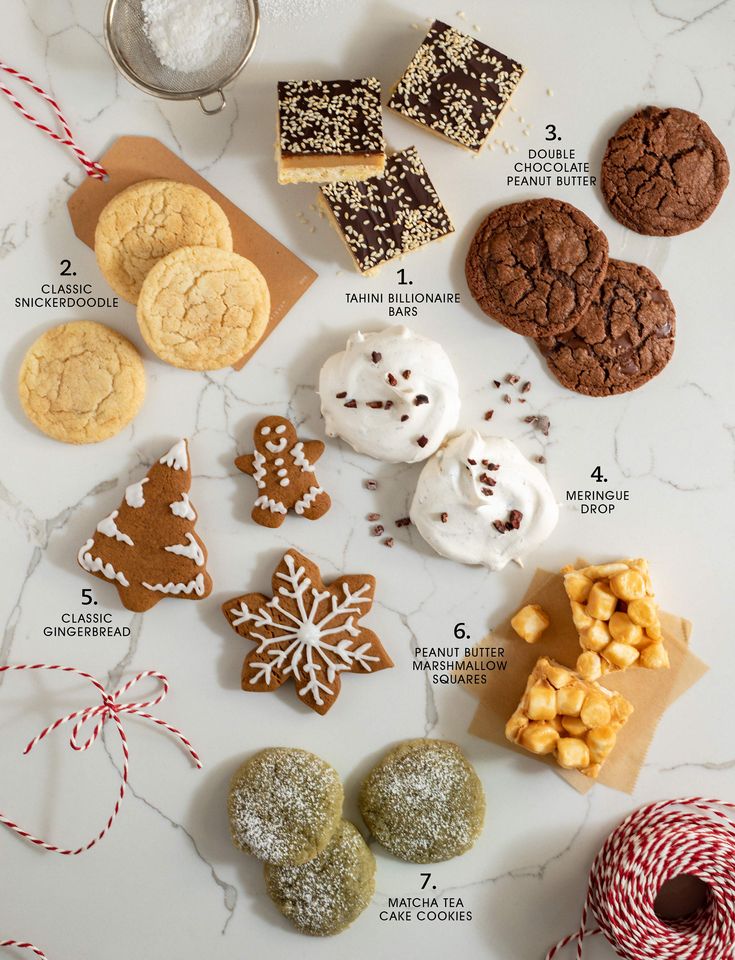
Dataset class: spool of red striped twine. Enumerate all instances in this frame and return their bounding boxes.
[546,797,735,960]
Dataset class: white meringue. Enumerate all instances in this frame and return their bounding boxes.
[318,326,460,463]
[410,430,558,570]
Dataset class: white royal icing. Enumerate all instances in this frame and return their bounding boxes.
[159,439,189,471]
[275,424,287,434]
[96,510,134,546]
[410,430,559,571]
[229,552,377,707]
[164,533,205,566]
[290,442,315,473]
[125,477,148,508]
[265,438,288,453]
[77,539,130,587]
[318,325,460,464]
[142,573,206,596]
[251,450,268,490]
[255,495,288,515]
[294,486,324,515]
[170,493,196,521]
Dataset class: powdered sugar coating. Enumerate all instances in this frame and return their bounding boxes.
[265,820,375,936]
[359,739,485,863]
[228,748,343,865]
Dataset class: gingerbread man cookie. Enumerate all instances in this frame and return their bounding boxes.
[235,416,331,528]
[222,550,393,715]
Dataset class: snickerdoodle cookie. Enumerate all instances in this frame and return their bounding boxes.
[94,179,233,304]
[137,245,270,370]
[18,320,145,443]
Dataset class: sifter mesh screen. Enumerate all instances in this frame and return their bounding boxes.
[107,0,255,98]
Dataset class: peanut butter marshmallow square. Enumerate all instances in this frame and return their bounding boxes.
[277,78,385,184]
[505,657,634,779]
[388,20,524,152]
[563,559,669,682]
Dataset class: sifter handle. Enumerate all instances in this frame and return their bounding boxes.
[198,89,226,115]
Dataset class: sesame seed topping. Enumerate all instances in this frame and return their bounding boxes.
[387,20,524,151]
[278,78,384,159]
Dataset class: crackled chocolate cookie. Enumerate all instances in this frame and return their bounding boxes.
[466,199,609,338]
[540,259,675,397]
[601,107,729,236]
[359,739,485,863]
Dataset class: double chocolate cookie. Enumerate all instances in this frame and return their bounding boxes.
[601,107,729,236]
[540,259,675,397]
[466,199,609,338]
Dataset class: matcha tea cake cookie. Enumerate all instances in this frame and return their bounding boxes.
[19,320,145,444]
[95,179,233,304]
[359,739,485,863]
[265,820,375,936]
[137,246,270,370]
[228,748,343,866]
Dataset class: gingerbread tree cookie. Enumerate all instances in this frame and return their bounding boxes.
[77,439,213,612]
[235,416,331,528]
[222,550,393,715]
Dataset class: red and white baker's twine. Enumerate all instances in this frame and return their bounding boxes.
[0,942,47,960]
[546,797,735,960]
[0,663,201,856]
[0,62,107,179]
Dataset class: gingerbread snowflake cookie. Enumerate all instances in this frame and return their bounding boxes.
[77,439,213,612]
[222,550,393,715]
[235,416,331,528]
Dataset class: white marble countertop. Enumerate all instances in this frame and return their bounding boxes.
[1,1,734,958]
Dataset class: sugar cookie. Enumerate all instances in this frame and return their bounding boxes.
[94,179,233,304]
[18,320,145,444]
[137,245,270,370]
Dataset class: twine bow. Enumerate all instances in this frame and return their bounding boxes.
[0,664,201,856]
[0,61,107,179]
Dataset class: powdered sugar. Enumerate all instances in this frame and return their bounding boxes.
[142,0,242,73]
[228,749,342,865]
[260,0,348,22]
[265,821,374,935]
[360,740,484,862]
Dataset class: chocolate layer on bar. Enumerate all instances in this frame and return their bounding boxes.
[278,78,384,158]
[320,146,454,274]
[388,20,524,152]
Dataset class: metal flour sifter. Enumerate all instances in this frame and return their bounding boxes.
[104,0,259,115]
